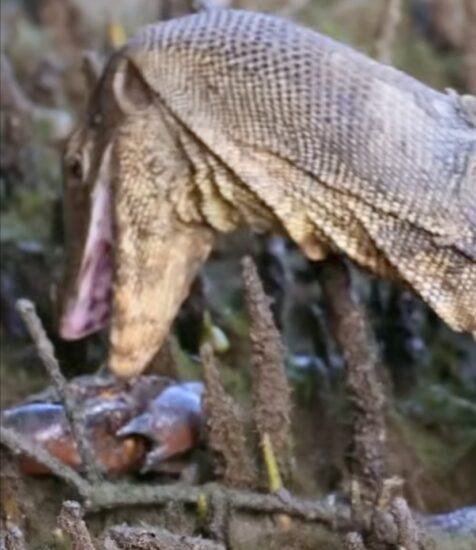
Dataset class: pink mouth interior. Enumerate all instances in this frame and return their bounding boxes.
[59,180,113,340]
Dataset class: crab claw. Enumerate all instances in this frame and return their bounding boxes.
[117,382,204,471]
[116,413,153,439]
[140,445,171,473]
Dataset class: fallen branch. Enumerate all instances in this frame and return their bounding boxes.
[85,481,353,529]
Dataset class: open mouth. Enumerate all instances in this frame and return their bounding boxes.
[59,178,113,340]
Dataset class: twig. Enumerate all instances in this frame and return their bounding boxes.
[15,299,102,483]
[373,0,402,63]
[0,54,33,114]
[391,497,425,550]
[200,344,256,488]
[0,426,91,499]
[343,531,367,550]
[316,259,388,510]
[84,481,352,528]
[0,54,71,140]
[57,501,97,550]
[3,527,27,550]
[464,0,476,93]
[207,489,229,544]
[276,0,310,18]
[330,0,370,18]
[192,0,226,10]
[105,525,225,550]
[242,256,292,479]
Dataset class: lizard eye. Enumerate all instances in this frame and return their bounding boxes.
[66,157,83,183]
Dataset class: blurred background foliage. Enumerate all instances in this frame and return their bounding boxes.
[1,0,475,515]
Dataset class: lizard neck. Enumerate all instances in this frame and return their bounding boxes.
[171,125,279,235]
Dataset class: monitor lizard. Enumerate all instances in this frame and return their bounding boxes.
[58,8,476,378]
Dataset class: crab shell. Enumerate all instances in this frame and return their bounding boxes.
[1,400,145,476]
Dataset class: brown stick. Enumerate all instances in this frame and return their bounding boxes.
[200,343,257,489]
[0,54,33,114]
[3,526,27,550]
[373,0,402,63]
[316,259,388,510]
[57,501,97,550]
[277,0,310,18]
[105,525,225,550]
[242,256,292,478]
[464,0,476,93]
[85,481,353,529]
[343,531,368,550]
[15,299,102,483]
[0,426,91,499]
[391,497,424,550]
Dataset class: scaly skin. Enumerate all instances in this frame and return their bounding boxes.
[60,9,476,378]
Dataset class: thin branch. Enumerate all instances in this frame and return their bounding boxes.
[242,256,292,479]
[0,54,33,114]
[208,490,229,544]
[330,0,370,18]
[84,480,353,529]
[276,0,310,18]
[15,299,102,483]
[316,259,388,510]
[373,0,402,63]
[343,532,367,550]
[105,525,225,550]
[57,501,97,550]
[3,526,27,550]
[0,426,91,499]
[464,0,476,93]
[200,344,257,488]
[391,497,425,550]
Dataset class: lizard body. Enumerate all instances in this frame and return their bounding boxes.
[60,9,476,378]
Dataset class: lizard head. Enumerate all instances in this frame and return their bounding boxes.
[59,52,214,378]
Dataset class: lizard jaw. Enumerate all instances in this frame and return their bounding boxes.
[59,178,113,340]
